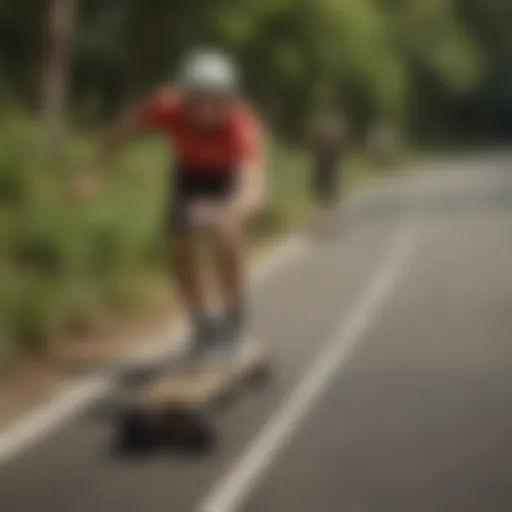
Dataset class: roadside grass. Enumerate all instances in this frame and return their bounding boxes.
[0,115,375,369]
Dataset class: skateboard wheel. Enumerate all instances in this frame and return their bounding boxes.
[117,408,154,454]
[174,415,215,454]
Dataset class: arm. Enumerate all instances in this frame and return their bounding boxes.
[226,111,267,220]
[83,88,176,174]
[71,105,143,202]
[73,90,173,201]
[85,104,142,172]
[228,155,266,220]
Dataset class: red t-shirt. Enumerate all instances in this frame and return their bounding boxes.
[140,89,262,170]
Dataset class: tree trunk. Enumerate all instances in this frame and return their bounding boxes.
[41,0,76,162]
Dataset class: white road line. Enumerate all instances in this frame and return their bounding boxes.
[199,219,418,512]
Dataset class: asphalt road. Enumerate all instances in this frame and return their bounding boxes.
[2,155,512,511]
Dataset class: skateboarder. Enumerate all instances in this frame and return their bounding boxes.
[73,49,266,360]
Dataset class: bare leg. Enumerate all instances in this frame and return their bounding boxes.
[171,231,205,319]
[172,229,220,358]
[211,222,247,351]
[211,222,245,309]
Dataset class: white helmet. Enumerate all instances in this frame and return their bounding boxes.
[179,49,239,95]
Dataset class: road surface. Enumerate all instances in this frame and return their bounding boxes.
[1,155,512,511]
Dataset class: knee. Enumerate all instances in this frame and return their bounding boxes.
[210,222,242,249]
[172,232,195,262]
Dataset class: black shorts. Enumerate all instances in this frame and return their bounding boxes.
[169,163,236,231]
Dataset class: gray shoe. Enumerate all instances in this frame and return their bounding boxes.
[210,309,246,362]
[187,315,217,362]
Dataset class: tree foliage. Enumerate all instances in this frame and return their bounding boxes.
[1,0,503,140]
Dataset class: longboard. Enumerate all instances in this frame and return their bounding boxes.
[116,336,272,452]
